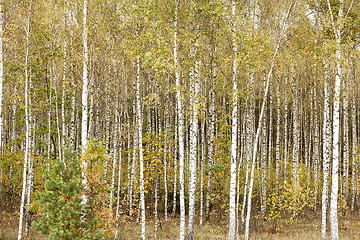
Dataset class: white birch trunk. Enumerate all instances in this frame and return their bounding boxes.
[187,41,200,240]
[61,34,67,148]
[88,72,94,139]
[313,86,320,212]
[321,76,332,240]
[54,71,62,162]
[136,56,146,240]
[154,177,159,239]
[275,85,281,190]
[260,105,268,225]
[81,0,89,210]
[18,14,30,240]
[114,139,122,239]
[228,1,238,239]
[351,63,357,213]
[172,113,177,218]
[267,94,273,182]
[25,71,34,237]
[129,108,137,217]
[164,115,168,223]
[199,120,205,227]
[110,105,119,210]
[327,1,344,238]
[174,1,186,239]
[70,28,76,150]
[206,63,216,221]
[342,76,349,206]
[292,75,300,189]
[283,91,289,182]
[104,75,111,180]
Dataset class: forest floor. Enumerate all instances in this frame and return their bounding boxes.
[1,211,360,239]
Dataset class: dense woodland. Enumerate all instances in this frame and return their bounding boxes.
[0,0,359,239]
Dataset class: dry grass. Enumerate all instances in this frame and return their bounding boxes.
[0,211,47,240]
[118,215,360,240]
[1,211,360,239]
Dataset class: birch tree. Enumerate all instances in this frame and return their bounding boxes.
[327,1,344,239]
[18,10,31,240]
[136,55,146,240]
[321,66,332,240]
[228,1,238,239]
[81,0,89,211]
[174,1,186,239]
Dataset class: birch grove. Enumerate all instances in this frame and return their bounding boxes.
[0,0,359,239]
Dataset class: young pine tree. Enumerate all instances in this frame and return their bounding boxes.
[33,148,104,240]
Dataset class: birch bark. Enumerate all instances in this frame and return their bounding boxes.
[81,0,89,211]
[136,55,146,240]
[206,60,216,221]
[18,13,31,240]
[321,70,332,240]
[187,37,199,240]
[174,1,185,238]
[275,85,281,191]
[351,61,357,213]
[327,1,344,238]
[110,102,119,210]
[292,73,300,189]
[228,1,238,239]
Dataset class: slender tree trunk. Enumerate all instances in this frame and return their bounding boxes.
[327,1,344,239]
[321,72,332,240]
[18,13,31,240]
[342,76,349,210]
[104,74,110,180]
[54,70,62,162]
[70,27,76,150]
[174,1,185,239]
[25,71,34,237]
[61,33,67,149]
[313,86,320,212]
[292,73,300,189]
[275,85,281,191]
[81,0,89,210]
[260,102,268,227]
[267,94,273,182]
[199,120,205,227]
[136,55,146,240]
[283,90,289,182]
[351,60,357,213]
[154,177,159,239]
[187,38,200,240]
[110,103,119,210]
[228,1,238,239]
[88,71,94,139]
[206,63,216,221]
[114,138,122,239]
[129,107,137,217]
[172,112,177,218]
[164,115,168,223]
[48,76,52,160]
